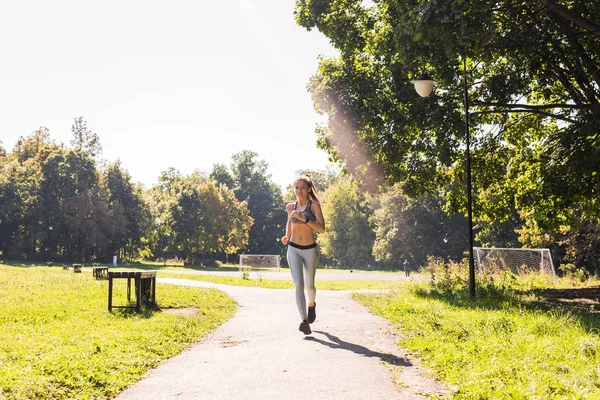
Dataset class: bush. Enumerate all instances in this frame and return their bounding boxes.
[424,255,469,294]
[559,263,590,283]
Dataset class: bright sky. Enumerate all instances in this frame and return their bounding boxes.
[0,1,339,190]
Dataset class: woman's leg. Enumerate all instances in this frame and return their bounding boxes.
[287,246,307,320]
[303,247,318,306]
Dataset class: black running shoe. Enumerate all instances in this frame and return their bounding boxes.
[299,319,312,335]
[307,302,316,324]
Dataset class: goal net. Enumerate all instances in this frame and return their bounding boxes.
[474,247,555,278]
[239,254,281,272]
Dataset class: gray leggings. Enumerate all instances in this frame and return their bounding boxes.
[287,244,318,320]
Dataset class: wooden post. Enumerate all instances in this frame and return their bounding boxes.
[135,276,142,312]
[108,276,113,312]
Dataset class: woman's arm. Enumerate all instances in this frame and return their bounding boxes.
[281,203,293,244]
[306,202,325,234]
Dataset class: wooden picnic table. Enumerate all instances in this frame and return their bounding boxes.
[107,270,157,312]
[92,266,109,280]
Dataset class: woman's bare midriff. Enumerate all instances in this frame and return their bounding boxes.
[290,224,315,246]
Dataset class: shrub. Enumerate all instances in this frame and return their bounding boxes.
[559,263,590,283]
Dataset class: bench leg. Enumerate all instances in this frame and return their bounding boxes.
[108,277,113,312]
[151,277,156,306]
[136,277,142,313]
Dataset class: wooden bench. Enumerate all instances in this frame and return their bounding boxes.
[92,266,109,280]
[72,264,82,273]
[108,271,157,312]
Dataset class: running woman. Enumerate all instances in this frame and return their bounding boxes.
[281,174,325,335]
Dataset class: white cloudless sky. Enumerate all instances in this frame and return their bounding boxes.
[0,0,339,190]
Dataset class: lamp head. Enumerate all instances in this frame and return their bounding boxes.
[410,71,437,97]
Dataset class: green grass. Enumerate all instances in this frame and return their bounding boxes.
[0,264,237,400]
[106,260,408,275]
[8,259,596,398]
[355,283,600,399]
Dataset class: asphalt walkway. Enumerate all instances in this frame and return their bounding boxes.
[116,277,448,400]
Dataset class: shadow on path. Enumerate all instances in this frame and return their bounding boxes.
[305,330,411,367]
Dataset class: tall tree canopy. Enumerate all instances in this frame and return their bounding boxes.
[103,161,147,261]
[318,177,375,267]
[229,151,287,255]
[70,117,103,159]
[145,169,253,264]
[296,0,600,271]
[372,185,467,267]
[0,127,130,262]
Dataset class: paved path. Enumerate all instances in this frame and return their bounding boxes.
[117,278,447,400]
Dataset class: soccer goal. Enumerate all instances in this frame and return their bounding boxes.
[474,247,556,279]
[239,254,281,272]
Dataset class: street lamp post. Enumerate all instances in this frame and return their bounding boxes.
[411,58,476,297]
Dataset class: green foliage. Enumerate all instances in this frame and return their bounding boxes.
[295,0,600,273]
[241,266,251,280]
[0,265,237,399]
[559,263,590,284]
[318,176,375,267]
[70,116,102,159]
[0,156,42,259]
[229,150,287,255]
[103,161,149,262]
[209,163,234,189]
[0,127,135,263]
[422,256,469,295]
[372,186,467,268]
[145,170,253,264]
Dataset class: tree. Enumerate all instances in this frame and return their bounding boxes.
[0,126,127,263]
[145,169,253,264]
[70,117,102,158]
[295,0,600,271]
[217,187,253,255]
[0,157,42,259]
[47,149,121,262]
[371,185,467,268]
[143,183,176,261]
[210,163,235,189]
[103,161,146,261]
[230,150,286,255]
[62,190,126,262]
[318,177,375,268]
[13,127,54,163]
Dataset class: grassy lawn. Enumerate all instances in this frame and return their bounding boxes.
[5,259,598,399]
[79,260,412,291]
[89,260,408,275]
[159,271,411,291]
[0,264,237,400]
[355,281,600,399]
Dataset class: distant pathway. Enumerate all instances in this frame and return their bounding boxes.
[116,278,447,400]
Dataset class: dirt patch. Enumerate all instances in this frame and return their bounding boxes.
[160,307,198,317]
[532,286,600,312]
